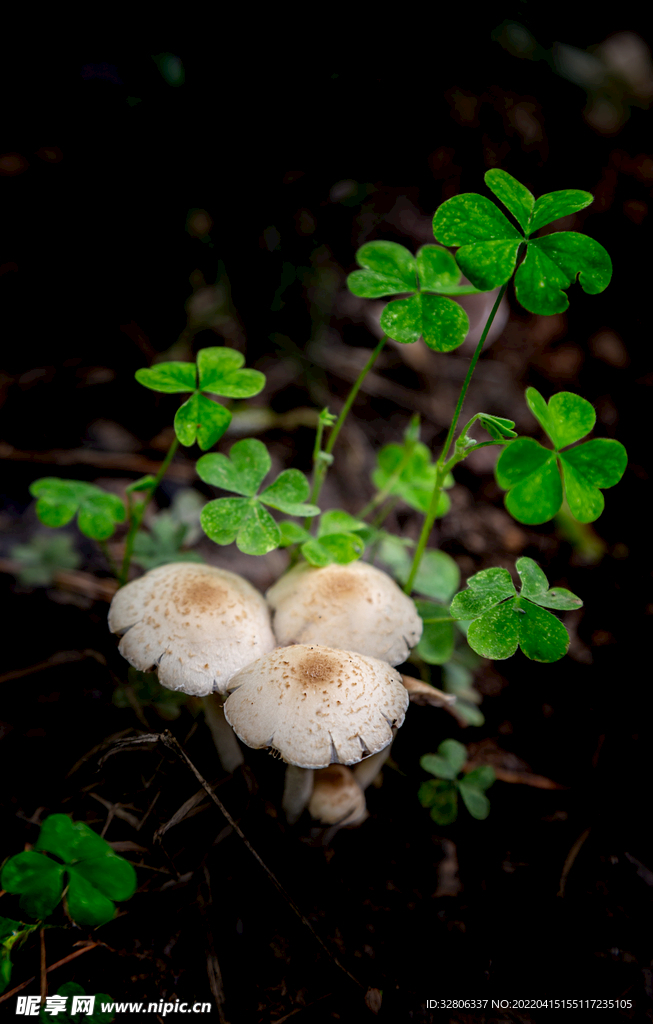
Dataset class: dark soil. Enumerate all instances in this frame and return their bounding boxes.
[2,24,652,1023]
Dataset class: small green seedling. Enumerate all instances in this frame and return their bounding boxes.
[450,557,582,662]
[39,982,115,1023]
[10,533,81,587]
[496,388,627,524]
[371,426,454,517]
[433,168,611,314]
[197,437,319,555]
[135,345,265,450]
[419,739,495,824]
[131,515,203,571]
[1,814,137,927]
[0,916,38,993]
[132,487,206,571]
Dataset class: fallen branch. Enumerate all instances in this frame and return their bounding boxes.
[0,558,117,603]
[0,942,104,1005]
[96,730,365,995]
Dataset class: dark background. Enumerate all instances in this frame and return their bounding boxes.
[1,17,652,1023]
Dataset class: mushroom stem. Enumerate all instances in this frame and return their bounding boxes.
[354,732,396,790]
[200,695,244,774]
[282,765,314,824]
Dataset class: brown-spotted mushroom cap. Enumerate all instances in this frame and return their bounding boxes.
[108,562,275,696]
[266,561,422,666]
[308,765,367,826]
[223,644,409,769]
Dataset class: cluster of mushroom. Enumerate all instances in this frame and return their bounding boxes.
[108,559,449,827]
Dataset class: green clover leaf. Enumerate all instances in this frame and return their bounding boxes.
[417,779,458,825]
[133,361,197,393]
[419,741,495,823]
[458,783,491,820]
[347,241,472,352]
[196,437,271,496]
[197,438,319,556]
[450,558,582,662]
[496,388,627,524]
[0,853,64,919]
[421,739,467,779]
[196,347,266,398]
[136,346,266,451]
[433,169,611,314]
[0,815,136,927]
[300,510,367,567]
[29,479,126,541]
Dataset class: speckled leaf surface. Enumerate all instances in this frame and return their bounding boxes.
[236,503,280,555]
[174,393,232,450]
[450,566,516,619]
[530,189,594,233]
[485,169,535,233]
[496,389,626,524]
[450,559,578,662]
[516,557,582,611]
[455,239,523,291]
[197,438,271,496]
[433,194,522,245]
[259,469,319,516]
[200,497,250,544]
[560,439,628,523]
[135,361,197,393]
[416,245,461,290]
[496,439,561,525]
[525,389,595,450]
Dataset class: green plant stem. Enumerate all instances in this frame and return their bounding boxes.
[404,286,507,595]
[370,496,399,529]
[440,285,508,464]
[119,437,180,587]
[312,412,329,466]
[307,336,387,521]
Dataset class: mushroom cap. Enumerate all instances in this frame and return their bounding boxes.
[308,765,367,826]
[266,562,422,666]
[223,644,409,769]
[108,562,275,696]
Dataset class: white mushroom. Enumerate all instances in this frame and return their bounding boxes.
[223,643,409,822]
[308,765,367,828]
[108,562,276,771]
[108,562,275,695]
[266,561,422,666]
